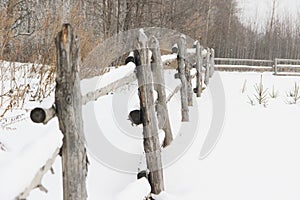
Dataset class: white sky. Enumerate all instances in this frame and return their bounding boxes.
[237,0,300,26]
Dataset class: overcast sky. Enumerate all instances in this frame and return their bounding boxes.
[237,0,300,26]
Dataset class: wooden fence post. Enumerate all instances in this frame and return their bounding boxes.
[134,30,164,195]
[55,24,87,200]
[185,51,193,107]
[210,48,215,77]
[204,48,210,85]
[274,58,278,75]
[149,36,173,147]
[177,35,189,121]
[194,41,203,97]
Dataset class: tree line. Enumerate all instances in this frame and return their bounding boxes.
[0,0,299,66]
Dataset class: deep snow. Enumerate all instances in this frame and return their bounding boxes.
[1,62,300,200]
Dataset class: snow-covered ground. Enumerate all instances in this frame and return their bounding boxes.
[1,62,300,200]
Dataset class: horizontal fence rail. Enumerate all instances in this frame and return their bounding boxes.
[275,58,300,63]
[214,58,273,63]
[274,58,300,75]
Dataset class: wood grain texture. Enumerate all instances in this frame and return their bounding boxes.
[55,24,87,200]
[177,35,189,121]
[149,36,173,148]
[134,30,164,194]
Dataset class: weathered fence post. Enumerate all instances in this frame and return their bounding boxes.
[274,58,278,75]
[134,29,164,194]
[209,48,215,77]
[185,50,193,106]
[194,41,203,97]
[55,24,87,200]
[204,48,210,85]
[149,36,173,147]
[177,35,189,121]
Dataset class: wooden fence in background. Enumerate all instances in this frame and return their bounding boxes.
[214,57,300,75]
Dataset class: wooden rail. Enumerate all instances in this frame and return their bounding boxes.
[214,58,273,63]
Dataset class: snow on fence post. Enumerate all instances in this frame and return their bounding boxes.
[149,36,173,148]
[134,29,165,195]
[274,58,278,75]
[55,24,88,200]
[204,48,210,85]
[210,48,215,77]
[177,35,189,121]
[194,41,203,97]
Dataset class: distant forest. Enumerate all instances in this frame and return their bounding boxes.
[0,0,299,65]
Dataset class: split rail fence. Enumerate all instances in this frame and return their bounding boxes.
[25,24,215,200]
[12,22,300,200]
[12,23,300,200]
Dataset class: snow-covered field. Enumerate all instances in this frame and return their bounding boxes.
[1,62,300,200]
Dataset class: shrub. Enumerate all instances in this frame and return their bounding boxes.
[286,82,300,104]
[253,75,268,105]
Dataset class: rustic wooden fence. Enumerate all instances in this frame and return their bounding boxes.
[14,23,300,200]
[214,57,300,75]
[26,25,215,200]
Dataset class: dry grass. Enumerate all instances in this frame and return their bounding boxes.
[0,62,56,118]
[0,3,104,118]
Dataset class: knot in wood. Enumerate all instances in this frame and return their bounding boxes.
[62,25,68,45]
[65,94,72,104]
